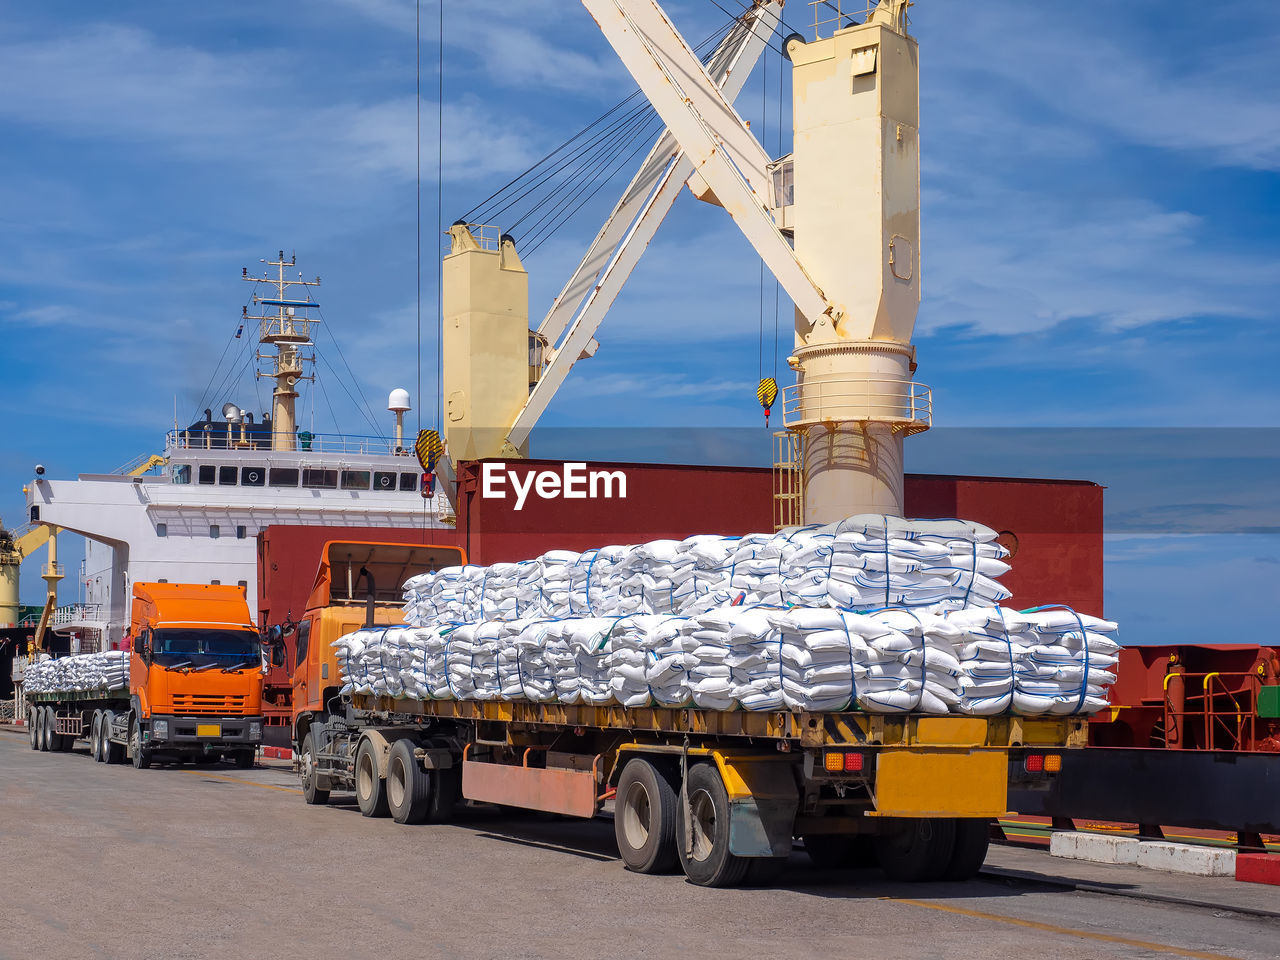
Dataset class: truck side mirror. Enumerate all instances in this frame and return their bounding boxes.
[262,625,286,668]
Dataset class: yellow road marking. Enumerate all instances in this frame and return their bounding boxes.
[888,898,1245,960]
[180,769,302,794]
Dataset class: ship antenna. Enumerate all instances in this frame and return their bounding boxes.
[242,252,321,451]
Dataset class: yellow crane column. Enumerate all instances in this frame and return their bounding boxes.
[785,2,929,522]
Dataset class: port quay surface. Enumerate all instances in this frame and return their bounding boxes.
[1,730,1276,960]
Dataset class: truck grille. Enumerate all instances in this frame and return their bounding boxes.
[170,694,248,715]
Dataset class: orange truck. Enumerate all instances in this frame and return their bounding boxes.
[25,583,265,769]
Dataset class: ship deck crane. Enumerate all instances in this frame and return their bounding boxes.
[0,519,62,653]
[441,0,929,525]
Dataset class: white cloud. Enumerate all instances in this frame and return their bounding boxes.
[923,2,1280,171]
[0,24,543,186]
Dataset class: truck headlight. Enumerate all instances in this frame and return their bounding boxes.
[249,721,262,741]
[152,720,169,740]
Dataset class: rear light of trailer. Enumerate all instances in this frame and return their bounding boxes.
[1022,753,1062,773]
[824,751,866,773]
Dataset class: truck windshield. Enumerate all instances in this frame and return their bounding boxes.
[152,628,260,669]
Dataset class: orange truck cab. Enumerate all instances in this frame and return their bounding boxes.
[128,582,265,768]
[287,541,463,750]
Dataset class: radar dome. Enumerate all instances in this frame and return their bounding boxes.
[387,388,412,413]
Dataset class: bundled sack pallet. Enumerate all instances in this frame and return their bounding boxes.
[334,604,1117,717]
[22,651,130,696]
[402,516,1011,625]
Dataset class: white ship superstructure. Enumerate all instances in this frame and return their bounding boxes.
[23,253,450,649]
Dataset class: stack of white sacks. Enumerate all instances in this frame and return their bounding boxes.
[22,651,130,695]
[402,518,1011,623]
[336,516,1118,717]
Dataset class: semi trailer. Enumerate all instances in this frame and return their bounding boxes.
[289,541,1085,887]
[25,582,266,768]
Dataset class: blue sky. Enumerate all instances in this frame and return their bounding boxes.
[1,1,1278,639]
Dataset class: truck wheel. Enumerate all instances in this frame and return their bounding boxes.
[130,718,152,769]
[300,734,330,806]
[387,739,432,824]
[614,758,678,874]
[90,712,104,762]
[427,766,460,823]
[232,749,255,770]
[355,738,389,818]
[28,707,39,750]
[943,818,991,881]
[675,763,748,887]
[102,711,124,764]
[875,817,957,882]
[41,707,57,752]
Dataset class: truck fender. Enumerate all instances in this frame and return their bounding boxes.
[712,752,801,859]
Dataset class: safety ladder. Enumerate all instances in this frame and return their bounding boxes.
[772,430,804,531]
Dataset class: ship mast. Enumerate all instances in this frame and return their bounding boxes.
[242,251,320,452]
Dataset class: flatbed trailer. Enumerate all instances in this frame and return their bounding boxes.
[300,691,1085,886]
[24,688,263,767]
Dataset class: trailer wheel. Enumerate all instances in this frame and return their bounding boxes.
[874,817,957,882]
[387,739,432,824]
[41,706,57,752]
[614,758,678,874]
[943,818,991,881]
[102,711,124,764]
[675,763,748,887]
[130,717,151,769]
[28,707,39,750]
[354,738,389,818]
[300,734,330,806]
[427,765,460,823]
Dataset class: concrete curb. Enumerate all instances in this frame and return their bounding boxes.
[980,865,1280,921]
[1050,831,1139,864]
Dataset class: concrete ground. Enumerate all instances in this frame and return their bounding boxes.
[2,730,1277,960]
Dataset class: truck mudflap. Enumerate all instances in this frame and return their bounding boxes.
[712,753,799,858]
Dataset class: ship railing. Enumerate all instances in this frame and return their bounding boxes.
[167,429,412,457]
[461,223,502,251]
[808,1,908,40]
[53,603,104,625]
[780,378,932,433]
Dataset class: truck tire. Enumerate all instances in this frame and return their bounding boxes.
[130,717,152,769]
[299,734,330,805]
[102,711,124,764]
[874,817,957,882]
[232,749,255,769]
[387,739,432,824]
[355,737,389,818]
[41,706,56,752]
[943,818,991,881]
[90,712,103,762]
[614,758,678,874]
[675,763,749,888]
[427,765,460,823]
[28,707,39,750]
